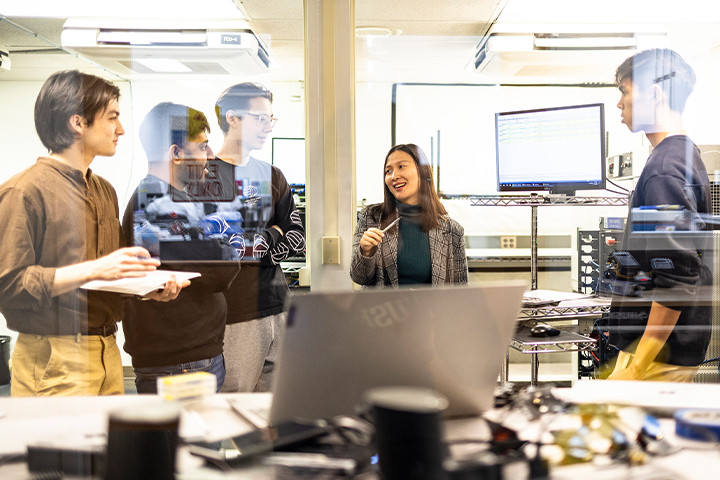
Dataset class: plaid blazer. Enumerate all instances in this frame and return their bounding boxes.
[350,205,468,287]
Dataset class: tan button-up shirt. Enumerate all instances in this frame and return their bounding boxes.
[0,157,124,334]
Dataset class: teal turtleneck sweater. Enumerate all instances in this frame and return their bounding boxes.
[396,201,432,285]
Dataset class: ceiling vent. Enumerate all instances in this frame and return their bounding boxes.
[472,23,667,82]
[61,19,269,76]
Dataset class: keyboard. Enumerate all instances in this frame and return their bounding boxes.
[227,399,270,429]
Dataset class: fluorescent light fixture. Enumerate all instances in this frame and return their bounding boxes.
[135,59,192,73]
[355,27,402,37]
[96,30,206,46]
[534,36,637,50]
[1,0,246,19]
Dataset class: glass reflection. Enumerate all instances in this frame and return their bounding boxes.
[607,49,713,382]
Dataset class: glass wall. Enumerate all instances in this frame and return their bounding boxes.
[1,0,719,388]
[0,1,307,372]
[355,0,720,383]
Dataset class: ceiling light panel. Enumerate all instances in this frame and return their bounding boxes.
[135,58,192,73]
[1,0,245,20]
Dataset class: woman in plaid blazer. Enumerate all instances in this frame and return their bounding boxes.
[350,144,468,287]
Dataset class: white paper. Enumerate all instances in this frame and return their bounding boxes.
[81,270,200,296]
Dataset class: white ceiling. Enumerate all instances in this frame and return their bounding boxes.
[0,0,503,82]
[1,0,719,84]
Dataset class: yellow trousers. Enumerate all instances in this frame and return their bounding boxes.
[11,332,124,396]
[611,350,699,383]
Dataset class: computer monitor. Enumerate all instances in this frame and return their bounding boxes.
[495,103,606,195]
[272,137,305,186]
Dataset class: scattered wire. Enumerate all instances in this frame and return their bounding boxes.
[0,453,27,468]
[594,319,620,351]
[606,178,630,193]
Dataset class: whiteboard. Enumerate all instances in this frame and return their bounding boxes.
[272,137,306,185]
[393,84,630,195]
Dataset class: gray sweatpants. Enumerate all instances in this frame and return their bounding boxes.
[220,312,286,393]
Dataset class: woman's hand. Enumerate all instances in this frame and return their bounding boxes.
[359,228,384,257]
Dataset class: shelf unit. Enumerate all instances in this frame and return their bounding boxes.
[517,303,610,320]
[472,195,628,385]
[470,195,627,289]
[512,326,597,355]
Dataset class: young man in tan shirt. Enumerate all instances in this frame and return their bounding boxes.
[0,70,186,396]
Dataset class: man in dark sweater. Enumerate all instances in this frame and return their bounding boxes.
[607,49,712,382]
[122,103,239,393]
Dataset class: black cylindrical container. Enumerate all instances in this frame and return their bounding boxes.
[365,386,449,480]
[104,403,181,480]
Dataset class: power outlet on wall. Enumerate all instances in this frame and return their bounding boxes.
[500,236,517,249]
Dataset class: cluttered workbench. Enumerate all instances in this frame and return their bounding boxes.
[1,381,719,479]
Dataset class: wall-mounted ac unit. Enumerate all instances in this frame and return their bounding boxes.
[0,46,10,73]
[472,23,667,82]
[61,19,269,76]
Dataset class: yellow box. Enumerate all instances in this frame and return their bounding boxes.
[156,371,216,401]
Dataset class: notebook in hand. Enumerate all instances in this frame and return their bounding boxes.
[81,270,200,296]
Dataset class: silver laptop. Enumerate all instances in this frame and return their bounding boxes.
[268,282,526,425]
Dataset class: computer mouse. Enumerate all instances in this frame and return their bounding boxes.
[530,325,560,337]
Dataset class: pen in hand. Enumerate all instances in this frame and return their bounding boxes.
[381,216,401,233]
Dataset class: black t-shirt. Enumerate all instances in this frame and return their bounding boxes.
[208,157,305,323]
[608,135,712,366]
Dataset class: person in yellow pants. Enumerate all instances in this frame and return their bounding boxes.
[606,49,712,382]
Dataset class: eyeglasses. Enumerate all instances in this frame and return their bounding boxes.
[242,112,278,128]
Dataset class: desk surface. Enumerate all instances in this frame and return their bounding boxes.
[0,393,273,479]
[2,387,720,479]
[0,393,268,456]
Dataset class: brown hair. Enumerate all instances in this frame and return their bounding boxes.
[214,82,273,134]
[34,70,120,153]
[381,143,446,232]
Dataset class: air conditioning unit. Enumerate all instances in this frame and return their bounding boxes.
[0,46,10,73]
[472,23,667,82]
[61,19,269,76]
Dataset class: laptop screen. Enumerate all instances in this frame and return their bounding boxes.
[269,282,526,424]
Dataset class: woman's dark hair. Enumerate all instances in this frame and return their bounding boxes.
[215,82,273,134]
[34,70,121,153]
[381,143,446,232]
